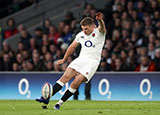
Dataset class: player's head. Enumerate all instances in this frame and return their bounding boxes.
[80,17,94,35]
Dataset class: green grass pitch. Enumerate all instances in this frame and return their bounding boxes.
[0,100,160,115]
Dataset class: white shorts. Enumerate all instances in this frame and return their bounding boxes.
[68,57,100,83]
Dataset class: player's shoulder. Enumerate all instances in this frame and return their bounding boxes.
[76,31,84,36]
[76,31,84,38]
[95,28,106,36]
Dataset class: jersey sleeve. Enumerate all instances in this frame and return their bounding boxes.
[96,28,106,38]
[75,32,81,43]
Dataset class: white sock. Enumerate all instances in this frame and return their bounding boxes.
[56,80,64,87]
[57,100,64,105]
[68,87,77,93]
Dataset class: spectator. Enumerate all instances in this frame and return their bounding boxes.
[113,18,121,31]
[144,16,155,32]
[60,43,68,55]
[16,53,23,69]
[34,27,43,47]
[155,39,160,48]
[120,50,128,64]
[136,0,145,20]
[135,55,156,72]
[1,42,11,54]
[45,60,54,71]
[132,20,143,36]
[17,41,25,53]
[156,29,160,41]
[154,48,160,71]
[41,45,48,56]
[62,25,73,44]
[17,24,25,33]
[148,43,155,60]
[112,57,128,71]
[42,34,49,46]
[44,52,53,62]
[101,48,109,61]
[98,59,111,71]
[126,49,137,71]
[29,38,39,53]
[54,49,63,60]
[12,62,19,71]
[26,59,34,71]
[1,53,13,71]
[22,50,30,60]
[49,44,57,56]
[4,18,18,39]
[42,19,52,34]
[21,61,27,71]
[104,39,113,56]
[127,1,133,14]
[32,52,46,71]
[20,28,32,49]
[110,52,118,70]
[58,21,65,35]
[139,47,148,57]
[48,25,61,45]
[153,10,160,25]
[149,0,160,13]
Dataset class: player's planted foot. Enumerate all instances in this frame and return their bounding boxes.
[42,105,48,109]
[35,97,50,104]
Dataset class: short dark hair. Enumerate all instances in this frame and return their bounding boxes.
[80,17,94,26]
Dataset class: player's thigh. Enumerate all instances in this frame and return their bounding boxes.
[70,74,87,89]
[59,67,78,83]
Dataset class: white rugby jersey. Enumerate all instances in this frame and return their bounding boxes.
[75,28,106,61]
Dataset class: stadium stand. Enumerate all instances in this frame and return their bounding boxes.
[0,0,160,72]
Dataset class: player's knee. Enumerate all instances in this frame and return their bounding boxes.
[63,74,70,81]
[70,82,79,89]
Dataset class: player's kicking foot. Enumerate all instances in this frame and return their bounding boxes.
[35,97,50,109]
[53,100,63,110]
[54,103,61,109]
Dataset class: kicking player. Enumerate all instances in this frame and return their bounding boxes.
[36,12,106,109]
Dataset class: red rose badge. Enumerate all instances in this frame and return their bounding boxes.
[92,33,95,37]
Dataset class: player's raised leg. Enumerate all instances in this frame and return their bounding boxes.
[36,67,77,108]
[54,73,87,109]
[52,67,78,96]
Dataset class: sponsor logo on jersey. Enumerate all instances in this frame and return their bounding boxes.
[81,36,84,39]
[85,40,93,47]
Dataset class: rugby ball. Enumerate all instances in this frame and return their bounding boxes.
[41,82,53,99]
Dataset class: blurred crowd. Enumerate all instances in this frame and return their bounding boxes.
[0,0,160,72]
[0,0,43,19]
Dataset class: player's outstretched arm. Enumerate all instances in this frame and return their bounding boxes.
[96,12,107,34]
[57,40,79,65]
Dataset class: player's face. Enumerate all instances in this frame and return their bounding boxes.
[81,25,94,35]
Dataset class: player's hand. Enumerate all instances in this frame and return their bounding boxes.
[96,12,103,21]
[57,59,65,65]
